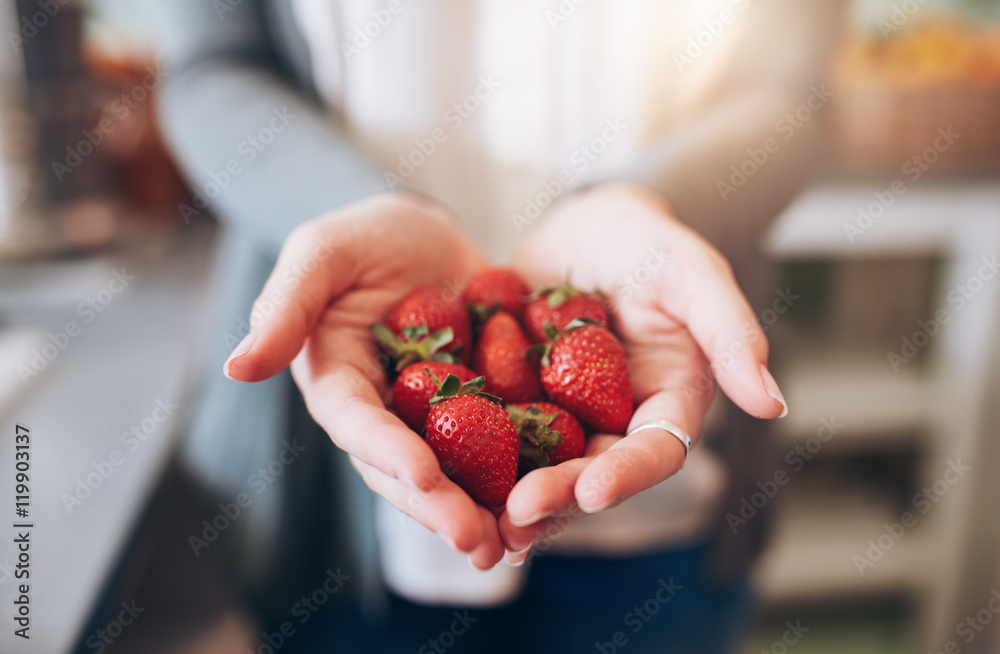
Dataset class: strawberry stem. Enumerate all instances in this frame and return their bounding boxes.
[370,324,456,371]
[428,374,501,406]
[507,404,564,473]
[544,283,578,308]
[468,301,502,329]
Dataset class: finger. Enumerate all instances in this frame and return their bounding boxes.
[569,327,716,513]
[293,355,446,494]
[576,393,699,513]
[656,234,787,419]
[350,456,486,553]
[468,507,505,570]
[499,512,582,565]
[501,455,601,559]
[225,221,358,382]
[505,457,590,528]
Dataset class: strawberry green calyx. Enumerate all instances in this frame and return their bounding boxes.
[468,301,502,327]
[562,317,603,332]
[536,318,603,367]
[538,283,578,308]
[428,373,502,406]
[535,283,606,308]
[370,323,457,371]
[524,341,548,362]
[507,404,564,471]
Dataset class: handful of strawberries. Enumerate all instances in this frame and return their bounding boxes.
[371,268,634,509]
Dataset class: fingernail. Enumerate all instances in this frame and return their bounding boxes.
[508,510,550,528]
[759,364,788,418]
[503,544,532,567]
[223,333,256,379]
[582,495,625,514]
[504,555,526,568]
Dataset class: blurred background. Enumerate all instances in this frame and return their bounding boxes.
[0,0,998,652]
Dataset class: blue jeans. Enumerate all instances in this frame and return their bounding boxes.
[293,542,755,654]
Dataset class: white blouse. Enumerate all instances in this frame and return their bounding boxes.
[292,0,738,605]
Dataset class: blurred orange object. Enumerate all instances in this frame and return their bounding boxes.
[830,17,1000,174]
[83,47,190,220]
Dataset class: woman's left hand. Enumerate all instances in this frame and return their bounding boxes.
[501,182,787,563]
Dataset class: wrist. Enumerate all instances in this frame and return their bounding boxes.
[337,189,458,230]
[559,181,678,221]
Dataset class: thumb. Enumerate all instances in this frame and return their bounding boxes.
[224,223,356,382]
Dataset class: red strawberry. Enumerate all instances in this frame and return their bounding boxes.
[507,402,586,474]
[392,361,479,432]
[473,312,542,403]
[425,375,518,508]
[464,267,530,323]
[384,284,473,362]
[524,284,608,343]
[540,319,633,434]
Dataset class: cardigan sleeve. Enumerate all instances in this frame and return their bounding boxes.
[153,0,390,256]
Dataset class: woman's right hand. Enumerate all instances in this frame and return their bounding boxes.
[222,192,506,568]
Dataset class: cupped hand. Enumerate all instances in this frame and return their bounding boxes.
[501,182,788,563]
[223,192,506,569]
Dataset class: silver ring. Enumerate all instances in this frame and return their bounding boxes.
[626,419,692,459]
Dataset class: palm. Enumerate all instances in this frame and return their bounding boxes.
[227,193,506,566]
[501,258,709,521]
[228,186,785,569]
[498,183,784,559]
